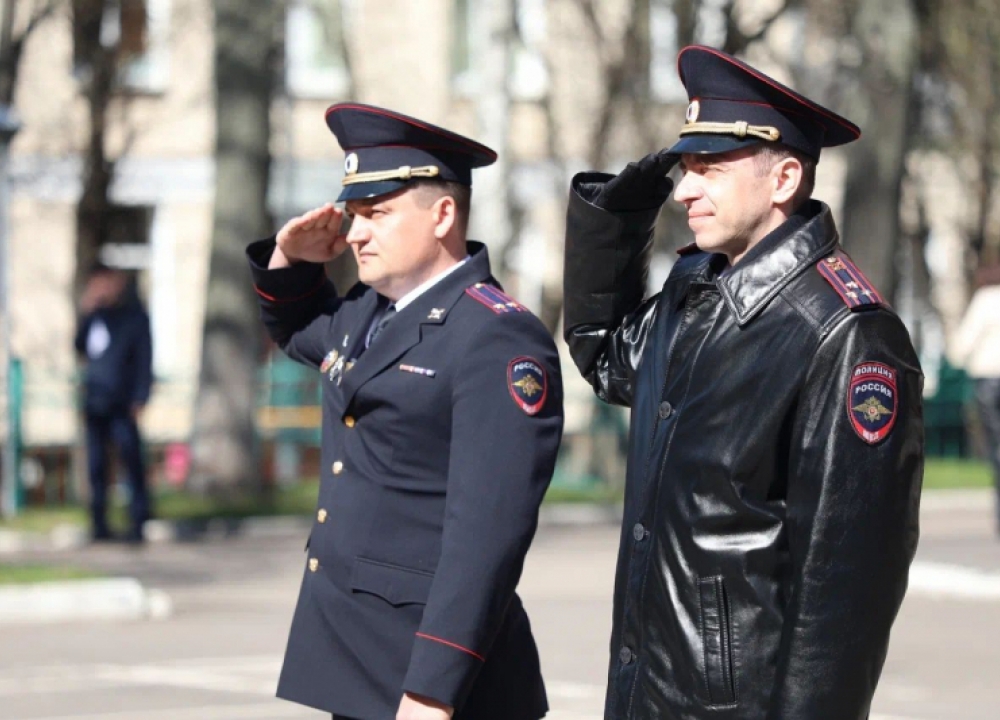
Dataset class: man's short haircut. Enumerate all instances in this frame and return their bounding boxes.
[409,179,472,231]
[752,144,816,205]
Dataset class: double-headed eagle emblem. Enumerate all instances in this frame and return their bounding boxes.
[853,396,891,424]
[513,374,543,397]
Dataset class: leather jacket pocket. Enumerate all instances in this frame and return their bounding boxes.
[350,557,435,607]
[698,576,737,706]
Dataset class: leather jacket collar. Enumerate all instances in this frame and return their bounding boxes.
[714,200,839,326]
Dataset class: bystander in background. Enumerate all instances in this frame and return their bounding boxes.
[73,262,153,544]
[950,262,1000,537]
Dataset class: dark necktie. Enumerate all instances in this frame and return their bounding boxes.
[367,303,396,347]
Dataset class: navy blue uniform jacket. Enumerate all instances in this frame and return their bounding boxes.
[247,240,564,720]
[73,291,153,417]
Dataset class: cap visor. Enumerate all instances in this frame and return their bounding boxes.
[666,135,760,156]
[336,180,409,202]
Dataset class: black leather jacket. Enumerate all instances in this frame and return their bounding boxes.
[564,176,924,720]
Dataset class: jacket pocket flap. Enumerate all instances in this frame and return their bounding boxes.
[351,557,434,606]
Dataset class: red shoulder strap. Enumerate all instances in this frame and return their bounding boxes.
[816,251,883,310]
[465,283,527,314]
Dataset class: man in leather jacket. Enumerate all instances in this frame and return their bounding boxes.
[563,45,924,720]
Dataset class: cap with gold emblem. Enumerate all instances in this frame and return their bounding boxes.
[666,45,860,159]
[325,103,498,201]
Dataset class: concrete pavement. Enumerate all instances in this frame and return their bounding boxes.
[0,492,997,719]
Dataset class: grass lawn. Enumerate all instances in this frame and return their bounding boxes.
[0,564,101,584]
[922,458,992,489]
[0,481,321,535]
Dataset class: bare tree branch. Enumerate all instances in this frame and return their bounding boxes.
[723,0,801,56]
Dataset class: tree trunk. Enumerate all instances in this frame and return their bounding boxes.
[71,0,118,297]
[188,0,279,498]
[838,0,918,300]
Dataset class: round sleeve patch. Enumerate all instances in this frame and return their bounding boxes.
[848,362,897,444]
[508,357,548,416]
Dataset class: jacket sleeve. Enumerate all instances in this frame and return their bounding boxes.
[563,172,661,407]
[131,310,154,406]
[400,313,564,709]
[770,310,924,719]
[246,238,341,368]
[74,313,93,356]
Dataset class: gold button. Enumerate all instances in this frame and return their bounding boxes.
[344,416,355,428]
[317,508,328,523]
[332,461,344,475]
[308,558,319,572]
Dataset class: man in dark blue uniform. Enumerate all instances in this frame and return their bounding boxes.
[74,263,153,543]
[247,104,564,720]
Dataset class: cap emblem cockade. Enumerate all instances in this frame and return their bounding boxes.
[344,152,359,175]
[686,100,700,123]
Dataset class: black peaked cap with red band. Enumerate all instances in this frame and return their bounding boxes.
[325,103,498,202]
[666,45,860,159]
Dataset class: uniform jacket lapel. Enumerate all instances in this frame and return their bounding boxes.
[350,290,380,352]
[340,243,493,410]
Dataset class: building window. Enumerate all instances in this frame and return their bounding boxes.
[285,0,353,98]
[97,204,153,269]
[119,0,170,91]
[72,0,171,93]
[452,0,549,101]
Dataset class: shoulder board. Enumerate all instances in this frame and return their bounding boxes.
[816,251,883,310]
[676,242,700,256]
[465,282,528,314]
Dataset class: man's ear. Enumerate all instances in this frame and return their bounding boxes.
[771,156,803,206]
[432,195,457,239]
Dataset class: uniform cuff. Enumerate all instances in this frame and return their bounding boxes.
[246,238,327,303]
[401,633,485,710]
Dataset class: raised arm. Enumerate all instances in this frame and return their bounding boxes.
[563,151,677,406]
[246,204,350,367]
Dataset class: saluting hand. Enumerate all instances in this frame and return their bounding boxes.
[396,692,453,720]
[594,148,680,212]
[270,203,350,269]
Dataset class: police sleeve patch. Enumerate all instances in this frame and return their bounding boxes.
[848,362,897,444]
[508,357,548,415]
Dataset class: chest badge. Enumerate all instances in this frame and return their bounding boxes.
[508,357,548,416]
[428,308,446,320]
[320,349,339,375]
[848,362,897,444]
[320,349,347,383]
